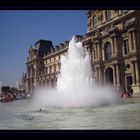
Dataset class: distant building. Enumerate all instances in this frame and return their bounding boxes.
[24,10,140,95]
[25,35,83,93]
[17,73,26,91]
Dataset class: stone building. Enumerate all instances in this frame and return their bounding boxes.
[25,10,140,95]
[25,35,83,93]
[83,10,140,95]
[25,40,53,93]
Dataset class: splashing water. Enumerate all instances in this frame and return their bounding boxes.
[33,36,119,108]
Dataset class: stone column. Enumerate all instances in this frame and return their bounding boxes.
[114,36,118,56]
[35,63,37,77]
[132,31,137,51]
[102,10,106,23]
[135,61,140,84]
[132,61,136,85]
[100,66,104,85]
[97,43,100,61]
[25,79,28,93]
[113,64,117,86]
[128,31,133,52]
[94,44,97,60]
[96,67,99,83]
[98,67,101,84]
[111,36,115,55]
[111,34,118,56]
[103,69,106,84]
[29,67,31,78]
[98,42,102,61]
[116,64,120,87]
[102,46,105,61]
[30,66,32,78]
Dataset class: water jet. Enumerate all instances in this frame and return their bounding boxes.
[33,36,119,108]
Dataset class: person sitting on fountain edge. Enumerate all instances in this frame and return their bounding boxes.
[129,87,133,97]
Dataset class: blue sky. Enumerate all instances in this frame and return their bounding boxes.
[0,10,86,87]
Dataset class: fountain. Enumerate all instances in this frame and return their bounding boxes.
[33,36,119,108]
[1,36,140,130]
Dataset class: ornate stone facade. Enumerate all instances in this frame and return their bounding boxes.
[25,10,140,95]
[25,35,83,93]
[83,10,140,95]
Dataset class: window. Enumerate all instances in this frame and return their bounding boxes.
[52,66,54,73]
[123,39,129,55]
[48,67,50,74]
[54,64,56,72]
[130,32,134,50]
[55,56,59,61]
[123,21,127,30]
[104,42,112,60]
[50,66,52,73]
[93,15,97,27]
[51,57,54,62]
[47,59,50,64]
[58,62,61,69]
[98,11,103,23]
[106,10,111,21]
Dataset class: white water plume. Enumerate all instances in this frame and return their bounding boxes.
[33,36,119,108]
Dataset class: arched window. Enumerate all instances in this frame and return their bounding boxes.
[93,15,97,27]
[104,42,112,60]
[106,10,111,21]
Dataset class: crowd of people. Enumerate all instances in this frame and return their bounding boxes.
[0,90,27,103]
[0,86,135,102]
[120,87,134,98]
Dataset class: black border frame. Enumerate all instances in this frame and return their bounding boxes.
[0,0,140,138]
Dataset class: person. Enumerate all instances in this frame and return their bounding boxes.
[120,90,127,98]
[127,90,131,97]
[120,90,124,97]
[124,91,128,98]
[129,88,133,96]
[127,87,133,97]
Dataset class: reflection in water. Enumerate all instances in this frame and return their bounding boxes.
[0,98,140,129]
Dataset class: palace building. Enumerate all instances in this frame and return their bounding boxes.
[24,35,83,93]
[83,10,140,95]
[23,10,140,95]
